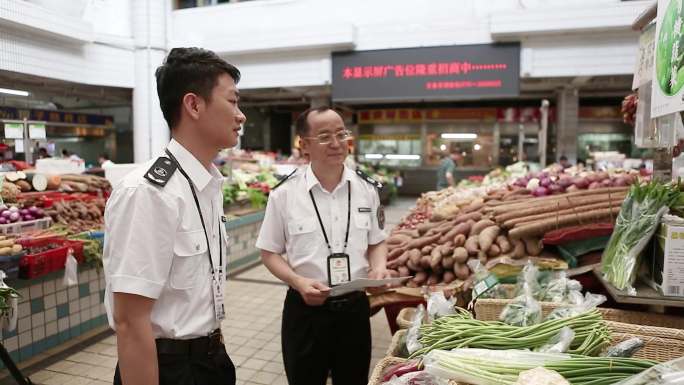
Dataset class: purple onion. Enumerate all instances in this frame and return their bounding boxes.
[0,218,7,225]
[9,212,20,222]
[19,209,29,217]
[540,177,552,188]
[1,211,12,219]
[23,215,34,221]
[532,187,549,197]
[28,207,40,215]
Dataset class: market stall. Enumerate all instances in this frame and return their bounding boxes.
[0,171,108,366]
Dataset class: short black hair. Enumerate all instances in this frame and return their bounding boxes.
[155,47,241,129]
[99,153,110,160]
[295,106,342,137]
[61,149,69,156]
[560,155,568,162]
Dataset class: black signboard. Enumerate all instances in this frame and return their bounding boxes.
[332,43,520,103]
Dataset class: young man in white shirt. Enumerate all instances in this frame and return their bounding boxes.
[104,47,246,385]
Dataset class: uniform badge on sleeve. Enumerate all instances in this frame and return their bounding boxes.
[377,205,385,230]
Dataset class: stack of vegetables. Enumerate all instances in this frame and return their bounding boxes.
[223,169,279,210]
[387,168,640,288]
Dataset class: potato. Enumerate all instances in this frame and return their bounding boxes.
[442,271,456,284]
[496,235,512,253]
[470,219,496,236]
[452,247,469,263]
[524,237,543,256]
[453,234,466,248]
[442,256,455,269]
[453,262,470,280]
[487,244,501,258]
[464,235,480,255]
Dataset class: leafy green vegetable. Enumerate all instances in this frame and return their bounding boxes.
[601,179,682,291]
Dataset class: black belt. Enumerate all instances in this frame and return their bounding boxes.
[156,329,224,356]
[288,288,366,311]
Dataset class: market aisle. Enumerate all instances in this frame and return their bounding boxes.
[2,197,415,385]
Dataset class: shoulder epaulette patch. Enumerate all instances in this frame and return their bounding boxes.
[144,157,177,187]
[355,169,383,190]
[272,169,298,190]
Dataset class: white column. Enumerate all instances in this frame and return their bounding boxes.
[556,87,579,163]
[131,0,170,162]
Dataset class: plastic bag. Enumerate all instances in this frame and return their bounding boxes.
[0,270,18,332]
[614,356,684,385]
[537,326,575,354]
[602,337,644,358]
[468,259,501,300]
[427,291,455,321]
[546,292,607,321]
[601,182,674,294]
[514,367,570,385]
[500,282,541,326]
[63,248,78,287]
[515,261,541,299]
[406,304,425,355]
[382,371,450,385]
[540,271,583,303]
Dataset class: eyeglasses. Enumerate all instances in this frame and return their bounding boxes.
[302,130,353,145]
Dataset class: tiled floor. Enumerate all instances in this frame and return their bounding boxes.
[2,197,416,385]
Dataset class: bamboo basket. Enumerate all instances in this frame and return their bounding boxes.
[396,307,416,330]
[475,298,684,330]
[368,356,406,385]
[611,332,684,362]
[367,356,462,385]
[386,329,408,358]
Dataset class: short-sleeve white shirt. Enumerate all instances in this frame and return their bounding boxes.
[103,139,228,339]
[256,165,387,284]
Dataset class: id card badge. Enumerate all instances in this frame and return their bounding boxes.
[211,268,226,321]
[327,253,351,287]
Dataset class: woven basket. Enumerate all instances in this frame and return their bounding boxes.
[475,298,684,332]
[368,356,407,385]
[396,307,416,330]
[611,332,684,362]
[386,329,408,358]
[607,321,684,341]
[367,356,462,385]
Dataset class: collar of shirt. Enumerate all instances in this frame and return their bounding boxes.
[305,164,354,194]
[167,139,223,192]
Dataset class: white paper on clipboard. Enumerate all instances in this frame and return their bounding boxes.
[329,276,411,296]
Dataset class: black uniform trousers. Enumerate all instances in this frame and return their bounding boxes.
[282,288,372,385]
[113,332,236,385]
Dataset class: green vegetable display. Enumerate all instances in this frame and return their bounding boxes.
[425,348,657,385]
[410,308,611,359]
[601,180,682,291]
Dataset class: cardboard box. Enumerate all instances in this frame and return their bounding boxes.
[647,219,684,297]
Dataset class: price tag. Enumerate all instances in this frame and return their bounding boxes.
[29,123,46,139]
[4,124,23,139]
[14,140,24,153]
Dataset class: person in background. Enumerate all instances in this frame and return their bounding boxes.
[62,149,82,162]
[38,148,50,159]
[436,147,461,190]
[98,153,115,168]
[288,148,301,162]
[559,155,572,169]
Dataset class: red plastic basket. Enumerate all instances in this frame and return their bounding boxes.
[18,238,84,279]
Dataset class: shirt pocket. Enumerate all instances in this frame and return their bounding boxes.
[352,213,370,248]
[170,230,207,290]
[287,217,318,257]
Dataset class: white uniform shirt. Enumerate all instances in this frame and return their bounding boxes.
[256,165,387,285]
[103,139,228,339]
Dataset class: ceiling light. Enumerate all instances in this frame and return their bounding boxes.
[385,154,420,160]
[441,133,477,140]
[364,154,383,159]
[0,88,30,97]
[474,144,482,151]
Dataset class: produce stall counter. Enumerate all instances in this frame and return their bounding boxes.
[593,267,684,309]
[225,210,265,274]
[399,167,490,196]
[0,266,106,366]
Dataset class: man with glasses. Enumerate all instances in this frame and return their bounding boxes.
[256,106,389,385]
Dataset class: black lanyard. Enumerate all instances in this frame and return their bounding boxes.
[165,149,222,273]
[309,180,351,255]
